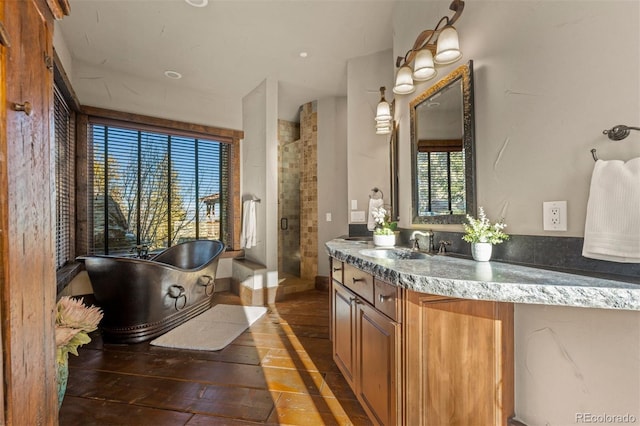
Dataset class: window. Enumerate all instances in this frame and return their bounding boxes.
[54,85,75,269]
[89,122,232,255]
[416,149,465,216]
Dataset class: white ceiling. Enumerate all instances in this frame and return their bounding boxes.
[58,0,397,122]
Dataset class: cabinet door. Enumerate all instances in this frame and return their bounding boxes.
[405,291,514,426]
[332,280,356,389]
[329,257,344,341]
[357,301,401,426]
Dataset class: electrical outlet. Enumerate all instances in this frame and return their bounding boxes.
[543,201,567,231]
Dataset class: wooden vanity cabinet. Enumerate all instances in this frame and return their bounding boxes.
[331,263,402,426]
[330,257,515,426]
[404,291,515,426]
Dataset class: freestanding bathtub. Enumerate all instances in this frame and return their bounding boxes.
[81,239,225,343]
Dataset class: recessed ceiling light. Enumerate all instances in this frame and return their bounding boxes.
[164,70,182,79]
[299,51,308,58]
[185,0,208,7]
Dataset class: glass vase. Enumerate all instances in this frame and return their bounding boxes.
[57,353,69,408]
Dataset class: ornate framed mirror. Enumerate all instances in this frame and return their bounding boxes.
[410,60,475,224]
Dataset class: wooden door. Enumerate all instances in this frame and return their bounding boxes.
[404,291,514,426]
[1,0,59,422]
[356,301,401,426]
[332,281,356,389]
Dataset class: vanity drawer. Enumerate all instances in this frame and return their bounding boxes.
[375,278,400,322]
[343,263,374,304]
[331,258,344,285]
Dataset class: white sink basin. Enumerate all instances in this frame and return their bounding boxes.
[359,248,430,260]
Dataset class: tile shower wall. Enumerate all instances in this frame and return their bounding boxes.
[278,120,301,276]
[300,102,318,280]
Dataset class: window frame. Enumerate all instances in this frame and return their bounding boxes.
[76,107,243,255]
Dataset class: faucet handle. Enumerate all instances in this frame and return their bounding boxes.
[438,240,452,253]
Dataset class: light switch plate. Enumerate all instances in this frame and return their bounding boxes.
[351,199,358,210]
[350,211,365,223]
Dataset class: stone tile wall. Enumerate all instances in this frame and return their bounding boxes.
[300,102,318,280]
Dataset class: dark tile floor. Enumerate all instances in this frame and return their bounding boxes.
[59,290,372,425]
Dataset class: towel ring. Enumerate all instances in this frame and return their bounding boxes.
[370,187,383,200]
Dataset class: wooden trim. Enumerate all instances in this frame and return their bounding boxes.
[45,0,70,19]
[53,48,80,111]
[417,138,463,152]
[230,138,241,250]
[2,0,59,420]
[75,113,90,256]
[82,105,244,141]
[0,1,7,423]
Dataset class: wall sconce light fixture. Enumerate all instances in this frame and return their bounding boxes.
[393,0,465,95]
[375,86,392,135]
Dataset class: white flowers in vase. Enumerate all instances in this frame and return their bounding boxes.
[462,207,508,245]
[372,206,397,235]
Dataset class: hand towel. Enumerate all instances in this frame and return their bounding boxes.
[582,157,640,263]
[367,197,384,231]
[240,199,257,249]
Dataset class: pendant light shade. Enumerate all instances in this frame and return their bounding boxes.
[375,121,392,135]
[434,26,462,64]
[375,87,392,122]
[412,49,437,82]
[393,65,415,95]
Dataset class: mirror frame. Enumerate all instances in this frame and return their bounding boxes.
[410,60,476,225]
[389,120,399,222]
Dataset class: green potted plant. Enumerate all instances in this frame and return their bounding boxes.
[372,206,398,247]
[462,207,508,261]
[55,296,103,407]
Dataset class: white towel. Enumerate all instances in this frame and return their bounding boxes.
[582,157,640,263]
[367,197,384,231]
[240,199,257,249]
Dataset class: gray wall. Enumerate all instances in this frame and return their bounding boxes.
[317,96,349,276]
[241,79,279,283]
[389,1,640,423]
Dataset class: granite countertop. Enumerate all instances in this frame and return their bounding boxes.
[325,239,640,311]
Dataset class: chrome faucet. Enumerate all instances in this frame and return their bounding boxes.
[409,230,434,252]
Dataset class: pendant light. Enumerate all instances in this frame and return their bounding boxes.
[375,87,392,122]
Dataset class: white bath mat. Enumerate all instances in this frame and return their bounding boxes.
[150,304,268,351]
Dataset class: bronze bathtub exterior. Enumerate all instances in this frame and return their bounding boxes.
[81,240,225,343]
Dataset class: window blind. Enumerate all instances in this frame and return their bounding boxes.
[90,123,230,255]
[54,85,74,269]
[417,150,465,216]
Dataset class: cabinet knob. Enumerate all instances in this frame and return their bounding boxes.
[13,101,33,116]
